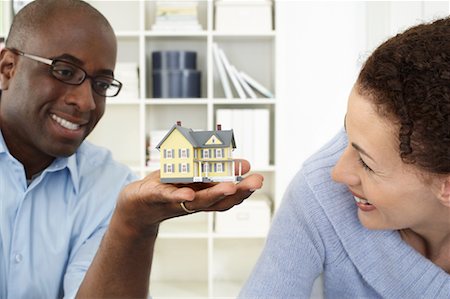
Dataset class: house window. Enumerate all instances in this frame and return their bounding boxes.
[202,149,210,158]
[179,148,189,158]
[164,163,174,173]
[179,163,190,173]
[164,149,174,159]
[215,163,224,173]
[215,148,224,158]
[202,163,210,173]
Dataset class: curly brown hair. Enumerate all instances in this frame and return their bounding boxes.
[357,17,450,174]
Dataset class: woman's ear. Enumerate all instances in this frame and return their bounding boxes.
[437,177,450,208]
[0,48,17,91]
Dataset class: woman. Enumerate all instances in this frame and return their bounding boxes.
[239,17,450,298]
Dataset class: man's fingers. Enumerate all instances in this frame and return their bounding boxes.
[234,159,251,175]
[182,173,264,212]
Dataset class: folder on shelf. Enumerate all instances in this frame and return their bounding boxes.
[214,192,272,235]
[218,48,246,99]
[232,65,257,99]
[212,43,233,99]
[216,108,270,167]
[240,71,274,98]
[252,109,270,168]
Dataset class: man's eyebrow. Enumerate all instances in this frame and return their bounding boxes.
[351,142,375,161]
[55,53,83,65]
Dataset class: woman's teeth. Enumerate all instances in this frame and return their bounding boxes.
[52,114,80,130]
[354,196,371,205]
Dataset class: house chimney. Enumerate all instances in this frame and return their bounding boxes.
[176,121,182,126]
[216,124,222,131]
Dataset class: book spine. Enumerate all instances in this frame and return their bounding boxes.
[233,66,257,99]
[240,71,274,98]
[218,48,246,99]
[212,43,233,99]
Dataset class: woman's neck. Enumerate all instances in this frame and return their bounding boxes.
[400,228,450,273]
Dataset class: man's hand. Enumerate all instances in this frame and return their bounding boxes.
[114,159,264,237]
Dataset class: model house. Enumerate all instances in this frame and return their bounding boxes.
[156,121,243,183]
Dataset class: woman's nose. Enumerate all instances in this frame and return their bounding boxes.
[331,146,361,186]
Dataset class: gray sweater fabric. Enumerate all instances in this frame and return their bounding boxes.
[239,129,450,298]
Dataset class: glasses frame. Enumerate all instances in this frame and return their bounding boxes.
[7,48,122,97]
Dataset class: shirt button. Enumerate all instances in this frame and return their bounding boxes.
[14,254,23,263]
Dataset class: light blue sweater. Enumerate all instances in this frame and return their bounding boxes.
[239,130,450,298]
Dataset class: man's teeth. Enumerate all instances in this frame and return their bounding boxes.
[354,196,370,205]
[52,114,80,130]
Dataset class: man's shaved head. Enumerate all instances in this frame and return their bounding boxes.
[6,0,113,50]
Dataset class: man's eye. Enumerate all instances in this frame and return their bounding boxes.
[52,67,75,79]
[94,80,112,90]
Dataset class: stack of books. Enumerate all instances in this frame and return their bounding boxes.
[115,62,139,100]
[152,1,202,31]
[213,43,274,99]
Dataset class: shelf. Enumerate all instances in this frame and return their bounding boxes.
[150,281,208,299]
[212,98,276,105]
[212,281,242,298]
[158,213,209,235]
[213,31,276,39]
[145,30,209,37]
[144,98,209,105]
[212,233,268,239]
[115,31,141,37]
[107,99,141,105]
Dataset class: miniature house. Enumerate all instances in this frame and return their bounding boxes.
[156,121,243,183]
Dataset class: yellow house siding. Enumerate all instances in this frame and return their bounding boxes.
[194,145,234,177]
[160,129,194,179]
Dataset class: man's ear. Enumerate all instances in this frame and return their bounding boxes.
[437,176,450,208]
[0,48,17,91]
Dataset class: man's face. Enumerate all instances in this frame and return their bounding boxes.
[0,11,117,161]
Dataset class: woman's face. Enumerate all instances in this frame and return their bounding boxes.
[331,85,444,233]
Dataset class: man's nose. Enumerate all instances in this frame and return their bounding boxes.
[65,79,96,111]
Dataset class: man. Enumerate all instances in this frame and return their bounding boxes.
[0,0,263,298]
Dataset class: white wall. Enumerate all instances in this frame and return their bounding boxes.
[275,1,366,203]
[275,1,450,204]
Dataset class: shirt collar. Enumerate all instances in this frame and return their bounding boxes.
[0,129,7,154]
[0,129,80,194]
[46,154,80,195]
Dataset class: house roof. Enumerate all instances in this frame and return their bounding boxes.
[156,124,236,149]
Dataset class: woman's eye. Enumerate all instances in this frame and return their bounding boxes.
[359,158,374,172]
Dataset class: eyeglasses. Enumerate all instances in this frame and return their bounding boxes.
[8,48,122,97]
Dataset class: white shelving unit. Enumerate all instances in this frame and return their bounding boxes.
[89,2,276,297]
[0,1,12,41]
[2,1,276,297]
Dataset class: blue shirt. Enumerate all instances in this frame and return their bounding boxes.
[239,129,450,298]
[0,130,137,298]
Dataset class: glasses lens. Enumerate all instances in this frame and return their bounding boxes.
[93,76,122,97]
[51,61,85,84]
